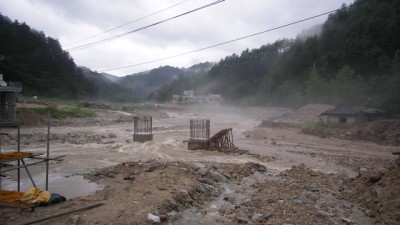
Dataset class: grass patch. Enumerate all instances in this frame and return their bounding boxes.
[19,96,79,105]
[39,97,79,105]
[107,102,155,110]
[301,123,329,136]
[19,106,95,119]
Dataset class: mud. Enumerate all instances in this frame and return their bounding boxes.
[0,104,398,224]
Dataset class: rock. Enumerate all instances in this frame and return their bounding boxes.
[264,212,273,219]
[191,163,205,171]
[223,196,235,204]
[222,173,231,180]
[211,162,223,169]
[206,178,214,185]
[166,210,177,218]
[292,196,315,205]
[105,173,115,178]
[341,217,354,224]
[370,187,380,197]
[236,214,249,224]
[210,171,226,182]
[358,168,368,177]
[369,175,382,183]
[175,190,193,204]
[147,213,161,223]
[195,184,206,193]
[159,215,168,222]
[69,215,80,225]
[145,165,157,172]
[123,176,135,181]
[251,213,263,222]
[198,167,209,176]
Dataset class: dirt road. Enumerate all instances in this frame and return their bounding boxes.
[0,105,398,224]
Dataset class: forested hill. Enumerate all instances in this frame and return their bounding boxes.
[0,14,99,99]
[116,62,214,99]
[0,13,212,102]
[151,0,400,113]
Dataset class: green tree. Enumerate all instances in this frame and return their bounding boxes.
[304,70,330,103]
[329,66,367,105]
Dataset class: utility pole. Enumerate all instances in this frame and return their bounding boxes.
[268,77,271,105]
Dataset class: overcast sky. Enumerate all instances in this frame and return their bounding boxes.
[0,0,354,76]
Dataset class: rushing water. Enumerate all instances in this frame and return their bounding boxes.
[174,171,271,225]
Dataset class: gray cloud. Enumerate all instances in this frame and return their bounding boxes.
[0,0,354,76]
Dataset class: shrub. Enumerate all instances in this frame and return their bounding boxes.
[301,123,329,136]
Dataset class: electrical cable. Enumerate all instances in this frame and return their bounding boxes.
[63,0,191,47]
[66,0,225,51]
[98,6,346,72]
[3,0,222,59]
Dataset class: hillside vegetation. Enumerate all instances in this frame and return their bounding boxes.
[1,0,399,113]
[0,14,211,102]
[151,0,400,113]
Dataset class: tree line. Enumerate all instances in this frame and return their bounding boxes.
[150,0,400,113]
[0,14,138,101]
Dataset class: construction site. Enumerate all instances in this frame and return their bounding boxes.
[0,101,399,225]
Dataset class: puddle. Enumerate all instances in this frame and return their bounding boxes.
[1,167,103,199]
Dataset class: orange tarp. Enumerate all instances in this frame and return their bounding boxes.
[0,190,36,208]
[0,152,33,163]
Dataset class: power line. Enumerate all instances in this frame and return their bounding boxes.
[63,0,191,47]
[66,0,225,51]
[99,7,345,72]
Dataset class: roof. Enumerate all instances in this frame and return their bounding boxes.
[320,105,384,116]
[0,86,22,92]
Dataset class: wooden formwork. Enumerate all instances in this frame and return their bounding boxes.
[209,128,235,149]
[188,128,235,150]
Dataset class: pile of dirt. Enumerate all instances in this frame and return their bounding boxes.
[342,157,400,224]
[1,160,268,225]
[349,119,400,146]
[2,155,382,225]
[247,164,354,225]
[276,104,334,124]
[16,110,43,126]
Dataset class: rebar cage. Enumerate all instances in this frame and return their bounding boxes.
[190,119,210,141]
[133,116,152,135]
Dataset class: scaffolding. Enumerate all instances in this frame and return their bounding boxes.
[0,112,64,208]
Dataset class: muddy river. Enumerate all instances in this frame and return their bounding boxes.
[1,106,397,199]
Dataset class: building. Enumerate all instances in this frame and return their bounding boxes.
[320,105,385,128]
[171,90,222,105]
[0,74,22,125]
